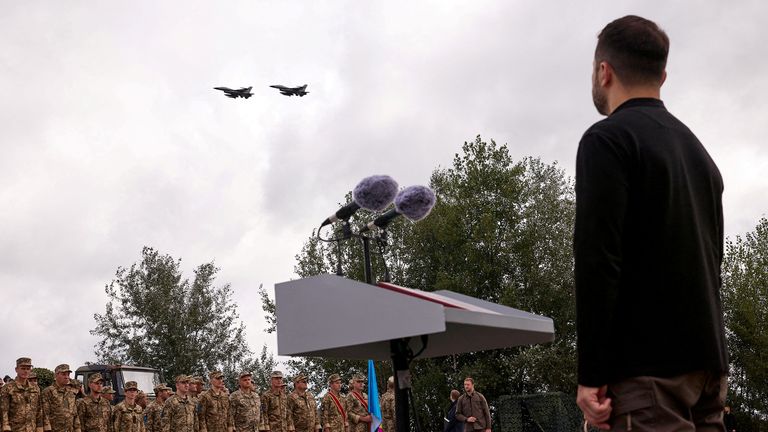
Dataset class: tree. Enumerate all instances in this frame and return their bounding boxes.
[32,367,53,389]
[274,136,577,431]
[91,247,271,384]
[722,217,768,429]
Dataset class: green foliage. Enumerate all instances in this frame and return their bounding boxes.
[91,246,272,385]
[722,217,768,427]
[32,367,53,389]
[283,136,577,431]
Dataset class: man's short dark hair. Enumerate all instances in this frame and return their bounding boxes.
[596,15,669,86]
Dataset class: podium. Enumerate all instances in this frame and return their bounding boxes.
[275,274,555,431]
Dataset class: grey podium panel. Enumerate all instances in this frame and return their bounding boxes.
[275,274,555,360]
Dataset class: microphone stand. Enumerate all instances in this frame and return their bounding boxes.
[320,223,419,432]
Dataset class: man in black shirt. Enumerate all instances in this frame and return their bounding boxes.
[574,16,728,431]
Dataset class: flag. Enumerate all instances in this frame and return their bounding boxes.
[367,360,383,432]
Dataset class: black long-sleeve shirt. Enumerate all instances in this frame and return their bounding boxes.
[574,98,728,386]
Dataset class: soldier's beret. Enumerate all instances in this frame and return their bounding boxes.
[16,357,33,367]
[54,364,72,374]
[124,381,139,391]
[88,373,105,384]
[293,374,308,383]
[328,374,342,384]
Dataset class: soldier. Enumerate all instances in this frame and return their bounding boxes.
[259,371,294,432]
[113,381,144,432]
[162,375,197,432]
[229,371,260,432]
[135,392,147,410]
[101,386,116,404]
[344,375,370,432]
[70,379,85,399]
[287,374,320,432]
[320,374,346,432]
[198,371,232,432]
[77,373,111,432]
[41,364,82,432]
[28,372,39,389]
[189,377,204,401]
[379,377,395,432]
[0,357,44,431]
[144,384,170,432]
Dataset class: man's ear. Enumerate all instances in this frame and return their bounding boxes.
[599,61,613,87]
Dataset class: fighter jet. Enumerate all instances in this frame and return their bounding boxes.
[270,84,309,97]
[214,86,253,99]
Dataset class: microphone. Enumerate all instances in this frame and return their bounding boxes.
[320,175,399,227]
[360,185,436,232]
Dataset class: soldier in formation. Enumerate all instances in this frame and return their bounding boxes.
[162,375,198,432]
[229,371,260,432]
[259,371,294,432]
[197,371,232,432]
[143,383,170,432]
[320,375,346,432]
[41,363,81,432]
[379,377,395,432]
[101,386,116,404]
[344,375,370,432]
[77,373,112,432]
[113,380,144,432]
[287,374,320,432]
[0,357,44,431]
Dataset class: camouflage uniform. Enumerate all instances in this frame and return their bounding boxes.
[319,375,345,432]
[259,390,293,432]
[76,395,111,432]
[344,391,368,432]
[197,373,232,432]
[379,389,395,432]
[162,395,198,432]
[0,379,44,432]
[287,391,319,432]
[113,401,144,432]
[41,377,82,432]
[143,385,169,432]
[229,388,260,432]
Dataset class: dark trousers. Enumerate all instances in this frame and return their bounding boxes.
[606,370,727,431]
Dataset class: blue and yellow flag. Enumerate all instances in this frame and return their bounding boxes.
[367,360,383,432]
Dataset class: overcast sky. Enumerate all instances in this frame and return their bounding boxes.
[1,1,766,376]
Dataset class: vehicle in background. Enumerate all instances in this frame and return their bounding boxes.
[75,364,163,404]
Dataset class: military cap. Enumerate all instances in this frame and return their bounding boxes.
[270,371,284,379]
[55,364,72,374]
[190,376,204,384]
[328,374,342,384]
[101,386,116,394]
[29,372,38,379]
[238,371,252,379]
[209,371,224,380]
[88,373,105,384]
[124,380,139,391]
[293,373,308,383]
[16,357,33,367]
[352,373,366,382]
[153,383,168,392]
[67,378,78,387]
[175,374,190,383]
